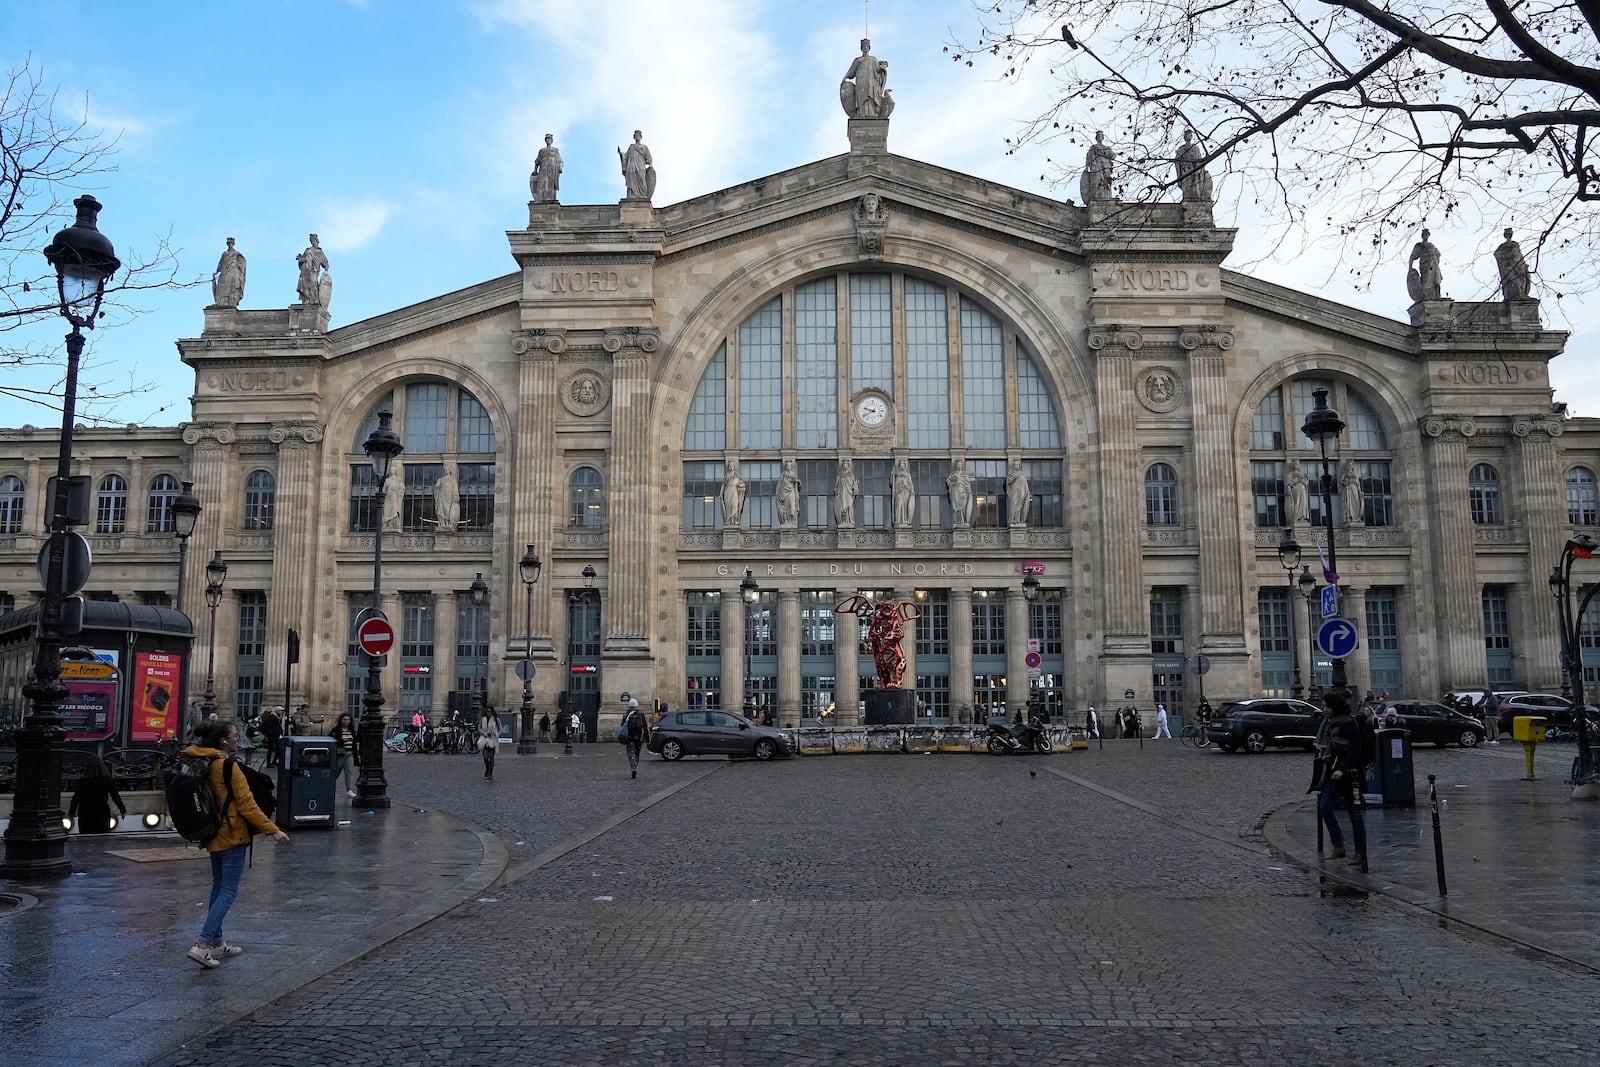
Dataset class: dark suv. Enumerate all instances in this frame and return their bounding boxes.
[1211,698,1323,754]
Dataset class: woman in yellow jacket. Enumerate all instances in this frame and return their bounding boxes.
[185,719,289,968]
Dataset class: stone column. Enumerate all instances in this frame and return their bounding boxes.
[126,454,146,534]
[1006,587,1030,714]
[778,589,801,727]
[381,591,403,719]
[1342,585,1368,695]
[1514,415,1566,691]
[1423,419,1483,687]
[513,337,559,654]
[950,587,974,721]
[895,590,917,692]
[834,610,859,726]
[1091,339,1148,698]
[437,590,461,701]
[1184,331,1249,677]
[603,333,655,654]
[265,423,322,703]
[181,423,235,617]
[722,590,745,715]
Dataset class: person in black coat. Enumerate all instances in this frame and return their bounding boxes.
[1314,691,1368,866]
[329,712,359,798]
[69,755,127,834]
[259,707,284,767]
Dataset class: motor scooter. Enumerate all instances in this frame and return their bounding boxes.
[985,716,1053,755]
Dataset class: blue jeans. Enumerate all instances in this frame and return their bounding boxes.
[1317,774,1366,854]
[200,844,248,946]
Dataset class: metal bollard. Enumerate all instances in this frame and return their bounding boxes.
[1428,773,1447,896]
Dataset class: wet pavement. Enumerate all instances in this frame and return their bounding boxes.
[3,736,1599,1065]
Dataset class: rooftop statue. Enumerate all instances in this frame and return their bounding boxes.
[840,38,893,119]
[211,237,246,308]
[531,133,563,203]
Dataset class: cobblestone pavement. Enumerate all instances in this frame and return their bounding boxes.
[140,741,1600,1066]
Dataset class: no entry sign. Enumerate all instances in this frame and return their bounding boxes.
[357,617,395,657]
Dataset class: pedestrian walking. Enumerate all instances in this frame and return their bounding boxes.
[620,697,649,779]
[1154,703,1171,739]
[1125,706,1142,740]
[259,705,283,767]
[570,709,582,744]
[1086,705,1100,739]
[1114,707,1127,738]
[538,711,551,743]
[1312,691,1367,866]
[1481,692,1500,744]
[478,703,500,780]
[184,719,289,968]
[68,754,126,834]
[329,712,358,797]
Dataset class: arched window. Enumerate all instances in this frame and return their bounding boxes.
[568,467,605,527]
[0,475,23,534]
[1568,466,1598,527]
[1248,378,1395,527]
[348,384,496,532]
[95,474,128,534]
[1469,463,1503,525]
[146,474,180,533]
[244,469,276,531]
[1145,463,1179,526]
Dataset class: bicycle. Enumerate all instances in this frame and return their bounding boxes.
[1180,722,1211,748]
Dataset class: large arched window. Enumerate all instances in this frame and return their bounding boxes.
[95,474,128,534]
[348,383,497,532]
[1144,463,1179,526]
[1469,463,1504,525]
[1248,378,1395,527]
[0,475,23,534]
[1568,466,1598,527]
[146,474,180,534]
[680,271,1065,531]
[244,469,276,531]
[568,467,605,527]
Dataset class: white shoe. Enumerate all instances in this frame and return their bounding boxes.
[347,790,358,797]
[212,941,243,958]
[187,943,220,969]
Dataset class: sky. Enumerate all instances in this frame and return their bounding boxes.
[5,0,1596,428]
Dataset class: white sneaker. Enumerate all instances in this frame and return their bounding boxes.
[187,943,220,969]
[1489,740,1500,745]
[212,941,243,958]
[347,790,358,798]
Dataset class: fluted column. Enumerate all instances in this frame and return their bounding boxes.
[381,591,403,717]
[778,589,801,727]
[513,338,559,651]
[950,587,974,720]
[1515,414,1566,691]
[603,334,655,650]
[722,590,744,714]
[265,422,322,703]
[834,608,859,726]
[437,590,461,700]
[1006,587,1029,713]
[182,423,235,701]
[1342,585,1368,695]
[1185,333,1246,653]
[1423,418,1481,686]
[1091,342,1145,645]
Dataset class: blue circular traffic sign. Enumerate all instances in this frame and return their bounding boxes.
[1317,618,1360,659]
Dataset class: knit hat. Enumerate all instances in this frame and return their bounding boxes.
[627,698,639,709]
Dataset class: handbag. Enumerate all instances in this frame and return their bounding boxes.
[616,720,630,744]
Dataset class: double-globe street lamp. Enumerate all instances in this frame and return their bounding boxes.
[1301,387,1348,695]
[740,567,760,718]
[1277,530,1304,699]
[1297,564,1320,698]
[201,551,228,720]
[1551,533,1600,781]
[0,196,120,880]
[1021,569,1043,720]
[516,544,543,754]
[357,411,404,809]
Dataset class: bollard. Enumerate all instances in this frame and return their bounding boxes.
[1522,740,1537,780]
[1428,774,1448,896]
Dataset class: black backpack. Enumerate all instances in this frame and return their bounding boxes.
[233,760,277,831]
[165,754,221,845]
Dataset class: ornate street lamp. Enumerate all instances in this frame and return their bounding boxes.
[741,567,760,718]
[170,481,202,731]
[1277,529,1304,699]
[357,410,403,809]
[1297,564,1319,697]
[516,544,543,754]
[202,551,228,720]
[1,196,120,880]
[1021,570,1042,720]
[1301,387,1347,695]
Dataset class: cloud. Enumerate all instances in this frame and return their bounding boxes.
[314,198,393,251]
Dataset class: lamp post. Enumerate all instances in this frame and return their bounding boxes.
[1552,534,1599,781]
[170,481,202,731]
[1,196,120,880]
[1021,569,1041,720]
[740,567,760,719]
[1298,565,1319,698]
[516,544,543,754]
[357,410,403,809]
[201,551,228,720]
[1277,529,1304,699]
[1301,387,1347,695]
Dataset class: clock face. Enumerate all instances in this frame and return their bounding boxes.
[856,395,889,427]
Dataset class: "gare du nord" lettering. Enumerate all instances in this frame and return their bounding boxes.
[551,270,621,293]
[1454,363,1522,385]
[1105,267,1193,292]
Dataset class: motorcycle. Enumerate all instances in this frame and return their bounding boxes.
[986,717,1053,755]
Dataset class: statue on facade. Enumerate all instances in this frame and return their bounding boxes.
[296,234,329,306]
[834,594,922,689]
[1080,131,1115,203]
[617,130,655,201]
[947,457,974,527]
[1340,460,1365,526]
[840,38,893,119]
[1407,228,1442,301]
[211,237,246,308]
[1286,459,1309,525]
[892,458,915,528]
[1174,130,1212,202]
[1495,228,1532,300]
[720,462,746,527]
[531,133,563,203]
[777,459,801,527]
[1006,459,1032,526]
[835,458,858,528]
[382,463,405,534]
[433,468,460,530]
[854,192,889,259]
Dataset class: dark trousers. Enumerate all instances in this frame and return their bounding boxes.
[626,740,643,771]
[482,745,496,779]
[1318,773,1366,854]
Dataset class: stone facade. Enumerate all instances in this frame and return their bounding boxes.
[1,124,1594,735]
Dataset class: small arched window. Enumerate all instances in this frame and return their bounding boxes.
[244,469,276,531]
[1469,463,1503,525]
[1144,463,1179,526]
[0,475,23,534]
[568,467,605,527]
[146,474,180,533]
[1568,466,1598,527]
[95,474,129,534]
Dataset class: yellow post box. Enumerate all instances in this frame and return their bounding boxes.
[1512,715,1548,780]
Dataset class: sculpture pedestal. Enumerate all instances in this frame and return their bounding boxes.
[863,688,914,726]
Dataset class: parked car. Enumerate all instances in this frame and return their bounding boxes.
[1497,692,1572,733]
[647,709,795,761]
[1381,699,1485,748]
[1441,687,1526,716]
[1211,698,1323,753]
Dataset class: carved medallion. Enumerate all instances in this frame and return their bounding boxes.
[1136,366,1182,413]
[562,370,610,417]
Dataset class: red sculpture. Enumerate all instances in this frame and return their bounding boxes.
[834,595,922,689]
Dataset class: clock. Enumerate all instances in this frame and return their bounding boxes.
[855,394,889,427]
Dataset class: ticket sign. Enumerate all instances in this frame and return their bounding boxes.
[131,650,182,741]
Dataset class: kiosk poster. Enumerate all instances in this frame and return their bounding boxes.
[62,681,116,740]
[131,651,181,741]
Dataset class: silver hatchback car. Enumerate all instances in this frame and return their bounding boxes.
[646,709,796,761]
